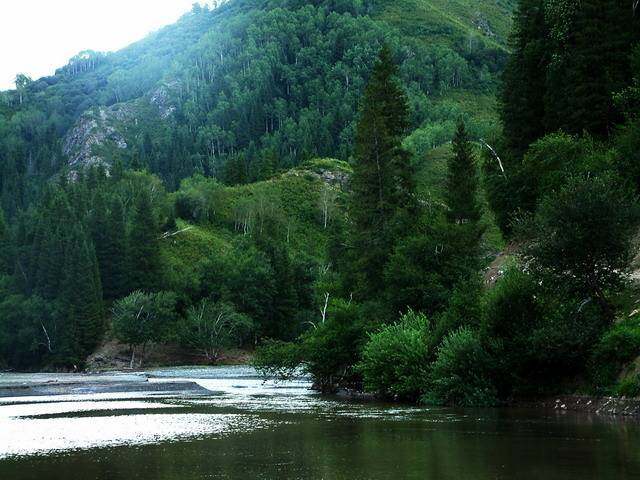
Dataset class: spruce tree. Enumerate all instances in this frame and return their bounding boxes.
[500,0,548,156]
[349,45,416,298]
[128,190,161,292]
[544,0,638,137]
[102,198,129,300]
[60,226,104,359]
[90,192,109,291]
[0,208,9,274]
[445,120,481,225]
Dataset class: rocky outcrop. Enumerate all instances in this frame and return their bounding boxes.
[63,105,133,171]
[63,83,177,172]
[536,395,640,416]
[149,82,178,119]
[287,159,352,190]
[473,12,495,38]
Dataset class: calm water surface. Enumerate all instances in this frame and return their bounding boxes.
[1,366,639,479]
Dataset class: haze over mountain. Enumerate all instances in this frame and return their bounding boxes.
[0,0,515,211]
[0,0,211,90]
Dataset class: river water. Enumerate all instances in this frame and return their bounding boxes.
[0,366,639,479]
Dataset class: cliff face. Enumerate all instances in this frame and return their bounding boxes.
[62,105,132,171]
[62,83,177,172]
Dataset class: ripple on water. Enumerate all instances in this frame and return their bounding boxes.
[0,413,273,459]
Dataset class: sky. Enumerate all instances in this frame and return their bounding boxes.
[0,0,207,90]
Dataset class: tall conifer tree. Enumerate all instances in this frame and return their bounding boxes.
[349,45,416,298]
[60,226,104,359]
[102,198,129,300]
[446,120,480,225]
[128,190,161,292]
[500,0,548,156]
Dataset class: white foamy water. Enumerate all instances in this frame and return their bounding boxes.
[0,366,295,459]
[0,413,269,458]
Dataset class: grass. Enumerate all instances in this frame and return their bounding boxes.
[375,0,516,51]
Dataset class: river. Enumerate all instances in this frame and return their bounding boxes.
[0,366,639,479]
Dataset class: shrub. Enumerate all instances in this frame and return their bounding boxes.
[179,300,253,362]
[358,310,431,401]
[590,318,640,392]
[253,339,304,380]
[424,327,497,407]
[111,291,177,367]
[300,299,368,392]
[480,268,541,395]
[615,373,640,398]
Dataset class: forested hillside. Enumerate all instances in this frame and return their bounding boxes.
[0,0,514,214]
[0,0,515,370]
[4,0,640,407]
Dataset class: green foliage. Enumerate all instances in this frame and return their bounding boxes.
[111,290,177,365]
[527,173,639,304]
[358,311,431,401]
[590,318,640,393]
[299,299,369,392]
[445,119,480,224]
[615,374,640,398]
[348,45,416,298]
[179,299,253,362]
[430,276,483,348]
[424,327,497,407]
[253,339,304,380]
[385,216,482,315]
[499,0,548,156]
[127,190,162,292]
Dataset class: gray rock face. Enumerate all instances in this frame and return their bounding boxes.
[63,105,133,171]
[473,12,495,38]
[149,82,178,119]
[317,168,350,189]
[287,167,350,190]
[63,82,178,173]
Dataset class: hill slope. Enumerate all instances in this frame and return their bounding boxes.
[0,0,514,214]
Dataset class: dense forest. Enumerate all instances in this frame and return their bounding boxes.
[1,0,640,406]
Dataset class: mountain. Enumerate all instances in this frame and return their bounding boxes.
[0,0,515,215]
[0,0,513,372]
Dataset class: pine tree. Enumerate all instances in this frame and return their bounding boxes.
[544,0,638,137]
[349,45,416,298]
[445,120,481,225]
[102,198,129,300]
[128,190,161,292]
[60,226,104,359]
[500,0,548,156]
[0,208,9,274]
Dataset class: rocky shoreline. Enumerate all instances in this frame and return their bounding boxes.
[518,395,640,417]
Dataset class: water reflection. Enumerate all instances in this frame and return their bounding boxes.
[0,366,639,480]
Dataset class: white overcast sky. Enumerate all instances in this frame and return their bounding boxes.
[0,0,206,90]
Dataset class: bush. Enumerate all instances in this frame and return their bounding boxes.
[300,299,368,392]
[424,327,497,407]
[253,299,369,392]
[111,291,177,367]
[615,373,640,398]
[480,268,541,395]
[253,340,303,380]
[526,295,605,385]
[590,318,640,392]
[179,300,253,362]
[358,311,431,401]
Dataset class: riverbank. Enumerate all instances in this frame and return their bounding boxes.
[85,340,252,371]
[517,395,640,417]
[0,371,212,398]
